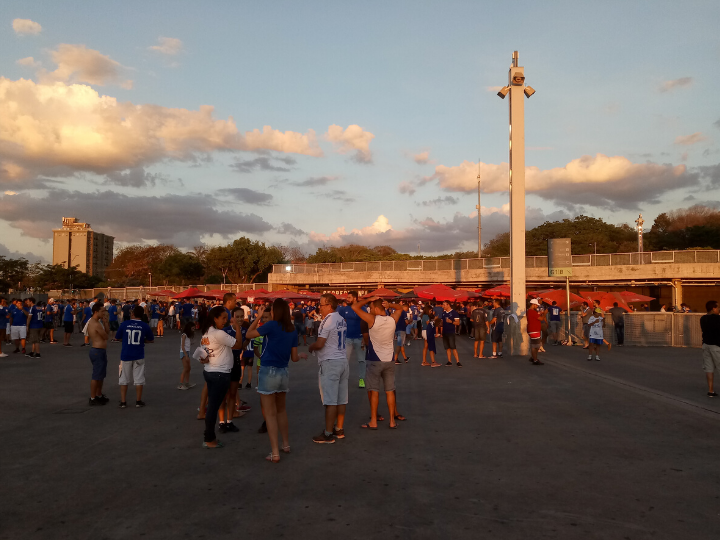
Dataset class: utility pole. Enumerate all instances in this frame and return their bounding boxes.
[497,51,535,356]
[475,163,482,258]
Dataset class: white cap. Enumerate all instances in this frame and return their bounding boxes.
[48,298,54,302]
[529,299,540,306]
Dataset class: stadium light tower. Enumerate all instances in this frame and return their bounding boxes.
[497,51,535,356]
[476,163,482,258]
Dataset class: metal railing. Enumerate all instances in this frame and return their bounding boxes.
[551,312,702,348]
[46,283,270,300]
[273,249,720,275]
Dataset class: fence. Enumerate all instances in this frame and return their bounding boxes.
[46,284,270,301]
[552,312,701,348]
[273,249,720,275]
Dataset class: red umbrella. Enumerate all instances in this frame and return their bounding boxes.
[171,287,216,300]
[482,284,510,298]
[533,289,586,311]
[260,290,313,301]
[618,291,655,303]
[237,288,270,298]
[363,288,399,298]
[414,284,472,302]
[584,292,632,312]
[149,289,177,297]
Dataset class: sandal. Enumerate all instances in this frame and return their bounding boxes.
[281,445,291,453]
[265,453,280,463]
[202,440,224,449]
[421,362,431,366]
[360,423,378,430]
[395,415,407,421]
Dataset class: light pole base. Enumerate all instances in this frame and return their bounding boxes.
[506,316,530,356]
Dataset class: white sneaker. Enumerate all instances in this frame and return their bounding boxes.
[595,356,600,361]
[0,353,7,357]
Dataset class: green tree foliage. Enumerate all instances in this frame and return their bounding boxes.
[647,205,720,250]
[206,238,283,283]
[156,253,205,284]
[29,264,101,291]
[0,256,30,292]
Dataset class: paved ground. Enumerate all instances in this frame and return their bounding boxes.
[1,332,719,540]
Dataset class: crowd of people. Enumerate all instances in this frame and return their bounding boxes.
[4,289,720,458]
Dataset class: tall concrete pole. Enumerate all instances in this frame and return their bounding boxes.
[507,51,528,355]
[476,164,482,258]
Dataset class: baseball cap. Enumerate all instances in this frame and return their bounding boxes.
[594,308,602,313]
[48,298,54,302]
[529,299,540,306]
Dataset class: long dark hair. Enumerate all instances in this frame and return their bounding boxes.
[182,321,195,339]
[272,298,294,332]
[200,306,226,335]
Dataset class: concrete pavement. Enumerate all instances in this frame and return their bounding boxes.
[1,332,719,539]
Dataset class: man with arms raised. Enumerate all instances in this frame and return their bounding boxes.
[338,291,366,388]
[351,296,405,430]
[309,294,348,444]
[87,302,110,406]
[441,301,462,367]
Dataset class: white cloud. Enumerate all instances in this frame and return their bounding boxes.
[16,57,41,68]
[4,191,17,196]
[0,77,323,185]
[39,44,132,88]
[309,215,391,244]
[421,154,697,209]
[325,124,374,163]
[675,132,707,145]
[659,77,693,93]
[413,151,430,164]
[398,181,416,195]
[149,37,183,55]
[12,19,42,35]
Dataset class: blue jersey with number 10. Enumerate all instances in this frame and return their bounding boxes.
[115,319,154,361]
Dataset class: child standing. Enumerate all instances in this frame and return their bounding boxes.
[422,317,441,367]
[178,322,196,389]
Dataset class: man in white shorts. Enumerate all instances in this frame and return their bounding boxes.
[115,306,154,408]
[309,294,348,444]
[9,299,30,355]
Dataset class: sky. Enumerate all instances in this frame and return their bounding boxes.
[1,0,719,263]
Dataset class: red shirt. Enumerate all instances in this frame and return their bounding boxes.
[527,308,542,333]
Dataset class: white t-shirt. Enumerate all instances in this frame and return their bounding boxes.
[369,315,396,362]
[201,326,235,373]
[180,332,192,354]
[588,315,604,339]
[317,311,348,363]
[241,305,251,319]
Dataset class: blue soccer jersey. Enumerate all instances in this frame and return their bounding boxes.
[29,306,44,329]
[115,319,154,361]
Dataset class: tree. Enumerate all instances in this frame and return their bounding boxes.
[156,252,205,284]
[105,244,180,285]
[277,245,307,263]
[0,256,30,292]
[206,238,283,283]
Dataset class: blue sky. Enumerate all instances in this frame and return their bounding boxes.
[1,0,719,262]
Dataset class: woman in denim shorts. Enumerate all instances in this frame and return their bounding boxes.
[246,298,307,463]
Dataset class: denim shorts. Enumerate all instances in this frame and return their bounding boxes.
[395,331,405,348]
[257,365,289,394]
[318,359,349,406]
[89,348,108,380]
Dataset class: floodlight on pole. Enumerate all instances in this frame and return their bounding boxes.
[497,50,535,356]
[476,162,482,258]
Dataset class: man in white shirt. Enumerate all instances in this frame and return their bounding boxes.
[308,294,348,444]
[351,296,405,430]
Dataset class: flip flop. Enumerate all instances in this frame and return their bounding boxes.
[389,424,398,429]
[360,423,378,430]
[395,415,407,421]
[202,441,224,449]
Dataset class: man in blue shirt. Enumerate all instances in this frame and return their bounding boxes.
[79,301,93,347]
[63,299,77,346]
[338,291,366,388]
[115,305,154,408]
[180,300,194,329]
[393,305,410,364]
[9,299,30,355]
[27,298,45,358]
[441,301,461,367]
[107,299,119,335]
[548,301,563,345]
[0,298,9,357]
[149,300,160,335]
[43,299,57,343]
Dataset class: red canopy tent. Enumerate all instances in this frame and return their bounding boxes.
[532,289,586,311]
[482,284,511,298]
[363,288,399,298]
[149,289,177,297]
[259,290,314,301]
[581,291,632,312]
[171,287,216,300]
[618,291,655,303]
[414,284,475,302]
[237,288,270,298]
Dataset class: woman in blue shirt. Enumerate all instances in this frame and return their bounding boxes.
[246,298,306,463]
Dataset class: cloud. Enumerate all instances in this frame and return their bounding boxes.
[16,57,41,68]
[421,154,697,209]
[4,191,17,196]
[218,187,273,205]
[325,124,374,163]
[277,223,306,236]
[244,126,322,156]
[0,189,272,246]
[659,77,693,93]
[0,78,323,186]
[323,189,355,203]
[104,167,162,187]
[0,242,48,263]
[230,156,295,173]
[697,164,720,186]
[289,176,338,187]
[413,151,430,164]
[39,44,132,88]
[149,37,183,55]
[675,132,707,145]
[398,181,416,195]
[417,196,459,207]
[714,118,720,129]
[12,19,42,35]
[306,207,571,254]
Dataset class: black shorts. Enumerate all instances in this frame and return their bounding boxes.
[241,353,254,367]
[64,321,74,334]
[491,328,504,343]
[442,333,456,350]
[43,322,54,329]
[473,326,487,342]
[230,357,242,382]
